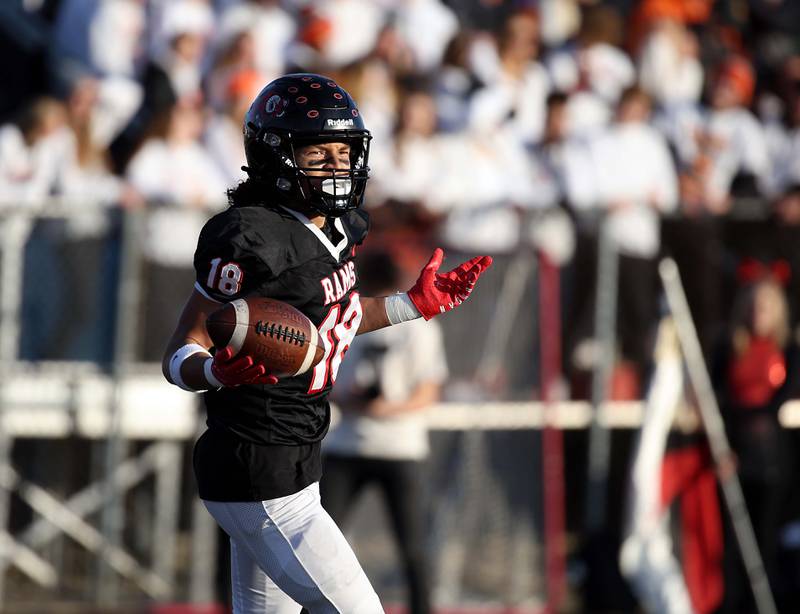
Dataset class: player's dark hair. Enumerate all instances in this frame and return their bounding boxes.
[227,176,277,207]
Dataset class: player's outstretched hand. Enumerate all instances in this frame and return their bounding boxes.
[209,346,278,387]
[407,248,493,320]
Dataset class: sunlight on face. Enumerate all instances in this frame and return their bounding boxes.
[295,142,351,176]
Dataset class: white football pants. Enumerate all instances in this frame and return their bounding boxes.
[204,482,384,614]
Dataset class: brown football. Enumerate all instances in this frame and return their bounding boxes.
[206,297,325,378]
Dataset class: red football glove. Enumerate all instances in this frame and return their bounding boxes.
[407,248,493,320]
[207,346,278,387]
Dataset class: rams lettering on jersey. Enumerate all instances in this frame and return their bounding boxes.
[321,261,356,305]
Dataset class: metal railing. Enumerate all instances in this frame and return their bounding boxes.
[0,203,211,607]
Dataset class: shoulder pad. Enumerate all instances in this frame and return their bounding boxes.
[340,209,370,245]
[194,207,294,301]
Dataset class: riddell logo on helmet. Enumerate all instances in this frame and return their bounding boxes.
[326,118,355,128]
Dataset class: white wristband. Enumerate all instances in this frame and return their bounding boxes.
[169,343,211,392]
[385,292,421,325]
[204,357,223,389]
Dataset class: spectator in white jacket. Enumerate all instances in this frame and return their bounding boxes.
[545,4,635,136]
[0,98,72,209]
[126,101,226,215]
[468,8,550,145]
[574,86,678,389]
[126,100,226,360]
[47,79,144,361]
[658,56,770,214]
[0,99,75,361]
[0,93,136,362]
[371,88,442,206]
[205,68,264,186]
[216,0,294,82]
[636,19,703,110]
[586,87,679,260]
[392,0,459,75]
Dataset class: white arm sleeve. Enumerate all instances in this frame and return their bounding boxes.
[168,343,212,392]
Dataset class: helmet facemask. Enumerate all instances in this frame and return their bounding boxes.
[245,127,371,217]
[292,133,371,217]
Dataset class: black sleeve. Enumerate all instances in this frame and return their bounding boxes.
[341,208,370,245]
[193,210,276,302]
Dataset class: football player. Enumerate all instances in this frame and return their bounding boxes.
[161,73,492,614]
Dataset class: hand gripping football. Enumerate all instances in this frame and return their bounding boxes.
[206,297,325,378]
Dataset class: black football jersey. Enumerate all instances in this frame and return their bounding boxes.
[193,203,369,447]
